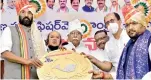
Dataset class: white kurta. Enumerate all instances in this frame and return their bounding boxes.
[109,5,120,13]
[56,7,69,13]
[142,72,151,80]
[90,48,109,62]
[105,29,130,79]
[90,48,110,71]
[106,29,151,79]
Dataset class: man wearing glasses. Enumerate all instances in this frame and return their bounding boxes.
[89,12,130,79]
[103,12,129,79]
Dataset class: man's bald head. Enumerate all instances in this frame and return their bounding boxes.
[104,12,121,28]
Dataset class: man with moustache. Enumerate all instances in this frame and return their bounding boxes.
[70,0,80,12]
[57,0,69,13]
[46,0,55,10]
[64,19,90,54]
[6,0,16,14]
[7,0,16,9]
[89,12,130,79]
[89,6,151,79]
[86,30,112,72]
[116,5,151,79]
[109,0,120,12]
[103,12,129,79]
[0,0,45,79]
[4,0,17,24]
[95,0,108,13]
[82,0,95,12]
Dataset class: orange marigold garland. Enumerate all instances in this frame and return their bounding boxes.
[30,0,47,19]
[131,0,151,23]
[80,19,92,39]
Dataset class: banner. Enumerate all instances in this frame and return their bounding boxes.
[1,0,151,50]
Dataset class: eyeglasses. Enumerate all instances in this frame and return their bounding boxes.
[105,19,117,26]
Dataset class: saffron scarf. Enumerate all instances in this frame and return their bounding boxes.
[17,23,46,79]
[17,24,30,79]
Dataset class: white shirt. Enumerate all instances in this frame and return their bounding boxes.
[106,29,129,67]
[0,27,12,60]
[96,7,104,12]
[90,48,110,70]
[46,6,56,13]
[105,29,130,79]
[56,7,69,13]
[90,48,109,62]
[0,10,3,60]
[95,7,108,16]
[106,29,151,79]
[109,5,120,13]
[96,6,108,13]
[0,20,2,60]
[142,72,151,80]
[2,7,17,25]
[69,8,77,13]
[63,42,90,54]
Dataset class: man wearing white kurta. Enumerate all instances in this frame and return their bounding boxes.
[95,0,108,13]
[103,12,130,79]
[89,12,151,80]
[64,19,90,54]
[88,30,112,72]
[88,28,130,79]
[0,0,46,79]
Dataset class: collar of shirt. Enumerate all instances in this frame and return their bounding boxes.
[110,5,120,12]
[119,29,130,45]
[96,6,107,12]
[105,29,130,60]
[57,7,69,12]
[111,29,129,44]
[114,29,129,50]
[47,7,53,11]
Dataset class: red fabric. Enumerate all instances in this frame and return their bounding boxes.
[0,60,4,79]
[15,0,30,14]
[122,5,139,22]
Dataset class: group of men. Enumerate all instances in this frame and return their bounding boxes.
[0,0,151,79]
[46,0,121,13]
